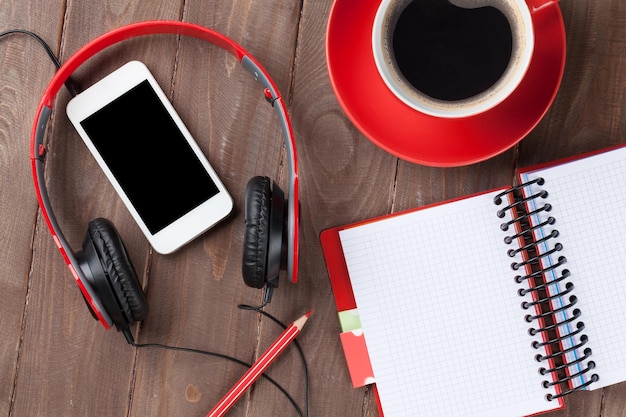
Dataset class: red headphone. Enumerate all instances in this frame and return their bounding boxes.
[30,21,299,331]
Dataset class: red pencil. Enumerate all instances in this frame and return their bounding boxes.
[206,312,311,417]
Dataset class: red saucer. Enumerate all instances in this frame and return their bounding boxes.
[325,0,566,167]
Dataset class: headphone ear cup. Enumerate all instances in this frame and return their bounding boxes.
[242,176,271,289]
[84,218,149,329]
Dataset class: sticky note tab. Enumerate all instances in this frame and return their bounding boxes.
[338,309,362,332]
[339,328,375,388]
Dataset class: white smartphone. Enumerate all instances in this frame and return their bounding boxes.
[66,60,233,254]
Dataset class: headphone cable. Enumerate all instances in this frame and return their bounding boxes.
[238,304,310,417]
[0,29,61,69]
[0,29,79,96]
[123,304,309,417]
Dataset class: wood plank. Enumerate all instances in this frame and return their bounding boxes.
[602,384,626,417]
[9,2,186,416]
[0,1,66,415]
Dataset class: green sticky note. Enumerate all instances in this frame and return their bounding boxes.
[338,309,362,332]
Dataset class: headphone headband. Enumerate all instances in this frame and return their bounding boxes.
[30,21,299,329]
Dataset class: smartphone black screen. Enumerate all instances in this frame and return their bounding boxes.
[80,80,219,234]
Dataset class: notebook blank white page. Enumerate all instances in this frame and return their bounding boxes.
[339,190,560,417]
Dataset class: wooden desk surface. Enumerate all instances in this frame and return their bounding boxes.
[1,0,624,416]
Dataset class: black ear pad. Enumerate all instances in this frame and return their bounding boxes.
[242,176,271,289]
[242,176,287,291]
[266,179,285,285]
[80,218,149,330]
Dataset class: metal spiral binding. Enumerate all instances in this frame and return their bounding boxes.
[494,178,599,400]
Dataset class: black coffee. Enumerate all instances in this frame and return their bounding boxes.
[392,0,513,101]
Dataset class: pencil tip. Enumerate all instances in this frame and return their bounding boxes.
[294,311,311,329]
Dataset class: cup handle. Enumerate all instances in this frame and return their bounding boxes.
[526,0,560,13]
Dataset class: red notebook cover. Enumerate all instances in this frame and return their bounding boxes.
[320,226,384,416]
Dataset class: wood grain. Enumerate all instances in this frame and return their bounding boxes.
[1,0,625,415]
[0,1,66,416]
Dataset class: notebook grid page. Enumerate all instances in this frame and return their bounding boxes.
[522,148,626,389]
[339,191,558,417]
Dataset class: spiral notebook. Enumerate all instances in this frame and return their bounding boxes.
[320,144,626,417]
